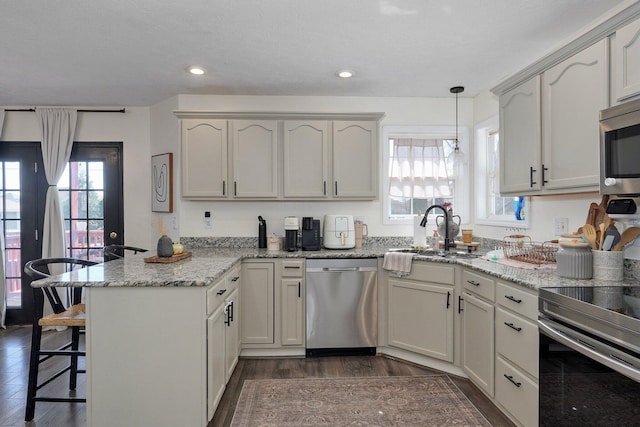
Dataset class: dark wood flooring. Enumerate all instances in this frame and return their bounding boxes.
[1,325,515,426]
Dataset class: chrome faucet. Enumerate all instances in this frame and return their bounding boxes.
[420,204,457,252]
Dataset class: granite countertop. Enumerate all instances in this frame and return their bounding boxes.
[31,246,634,291]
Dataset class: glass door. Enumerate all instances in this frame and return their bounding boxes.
[2,142,123,325]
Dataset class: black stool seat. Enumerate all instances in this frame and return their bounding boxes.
[24,257,98,421]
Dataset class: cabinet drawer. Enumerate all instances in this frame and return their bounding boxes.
[207,279,229,315]
[462,269,495,301]
[496,308,539,378]
[226,266,241,288]
[495,356,538,427]
[281,260,304,277]
[403,261,455,285]
[496,282,537,321]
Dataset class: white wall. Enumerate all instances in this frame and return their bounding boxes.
[0,107,153,250]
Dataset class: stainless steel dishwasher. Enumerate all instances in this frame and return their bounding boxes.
[305,258,377,357]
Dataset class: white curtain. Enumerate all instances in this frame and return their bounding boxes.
[36,108,77,273]
[0,109,5,328]
[388,138,453,199]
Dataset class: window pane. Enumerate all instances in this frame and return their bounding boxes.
[88,162,104,190]
[71,190,87,217]
[89,190,104,219]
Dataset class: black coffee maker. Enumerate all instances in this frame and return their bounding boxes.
[301,217,321,251]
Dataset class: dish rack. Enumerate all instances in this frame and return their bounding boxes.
[501,235,558,265]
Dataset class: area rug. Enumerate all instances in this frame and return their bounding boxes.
[231,375,492,426]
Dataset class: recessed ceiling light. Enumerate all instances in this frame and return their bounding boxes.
[186,66,206,75]
[336,70,354,78]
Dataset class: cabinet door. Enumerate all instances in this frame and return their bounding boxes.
[241,262,274,344]
[388,279,454,362]
[499,76,542,194]
[283,120,329,198]
[231,120,279,198]
[181,119,228,198]
[224,287,240,381]
[461,291,495,397]
[281,278,304,346]
[207,304,226,421]
[332,121,377,198]
[542,39,608,191]
[614,18,640,102]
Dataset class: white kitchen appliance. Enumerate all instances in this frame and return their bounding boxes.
[323,214,355,249]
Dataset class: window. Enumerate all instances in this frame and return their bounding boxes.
[382,126,470,225]
[474,116,528,227]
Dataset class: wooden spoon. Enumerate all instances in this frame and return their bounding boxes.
[612,226,640,251]
[582,224,598,250]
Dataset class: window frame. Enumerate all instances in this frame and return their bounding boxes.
[382,125,470,225]
[474,115,530,228]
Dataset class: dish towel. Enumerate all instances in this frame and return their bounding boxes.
[383,252,414,277]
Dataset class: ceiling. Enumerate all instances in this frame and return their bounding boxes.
[0,0,633,107]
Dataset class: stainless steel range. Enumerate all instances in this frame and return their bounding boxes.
[538,286,640,426]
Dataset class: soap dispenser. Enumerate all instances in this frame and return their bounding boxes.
[258,216,267,248]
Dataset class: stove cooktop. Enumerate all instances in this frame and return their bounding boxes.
[539,286,640,355]
[542,285,640,319]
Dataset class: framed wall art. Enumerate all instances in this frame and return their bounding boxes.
[151,152,173,212]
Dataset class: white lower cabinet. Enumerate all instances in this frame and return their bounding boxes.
[280,260,305,346]
[388,280,454,361]
[460,291,495,397]
[206,265,241,421]
[241,261,275,344]
[494,281,539,427]
[241,259,305,353]
[85,262,241,427]
[207,303,227,419]
[495,356,538,427]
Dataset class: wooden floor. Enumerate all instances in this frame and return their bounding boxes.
[1,325,514,426]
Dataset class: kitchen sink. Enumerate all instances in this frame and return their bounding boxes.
[388,247,480,259]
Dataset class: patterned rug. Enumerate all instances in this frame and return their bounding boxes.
[231,375,492,426]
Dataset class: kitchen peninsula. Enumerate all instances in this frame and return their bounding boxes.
[31,246,629,427]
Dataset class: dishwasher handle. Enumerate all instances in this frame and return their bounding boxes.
[307,267,377,273]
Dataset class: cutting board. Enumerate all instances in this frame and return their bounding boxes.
[144,251,192,263]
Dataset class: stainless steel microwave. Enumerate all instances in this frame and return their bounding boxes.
[600,98,640,196]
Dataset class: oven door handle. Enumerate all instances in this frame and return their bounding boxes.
[538,317,640,383]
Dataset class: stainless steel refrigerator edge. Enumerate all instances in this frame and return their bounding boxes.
[305,258,378,356]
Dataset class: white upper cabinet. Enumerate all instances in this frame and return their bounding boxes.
[541,39,608,191]
[231,120,279,198]
[176,112,383,201]
[283,120,329,198]
[181,119,228,198]
[614,17,640,102]
[332,121,377,198]
[499,76,542,194]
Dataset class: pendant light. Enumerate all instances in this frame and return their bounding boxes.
[450,85,464,155]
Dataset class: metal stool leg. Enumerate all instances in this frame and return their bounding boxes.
[70,325,80,390]
[25,289,44,421]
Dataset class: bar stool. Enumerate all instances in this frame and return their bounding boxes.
[103,244,148,260]
[23,257,99,421]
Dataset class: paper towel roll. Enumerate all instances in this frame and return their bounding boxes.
[413,215,427,247]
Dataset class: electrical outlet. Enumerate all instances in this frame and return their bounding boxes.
[554,217,568,236]
[171,216,177,230]
[204,211,212,229]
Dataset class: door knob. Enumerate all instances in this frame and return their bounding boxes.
[110,231,118,239]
